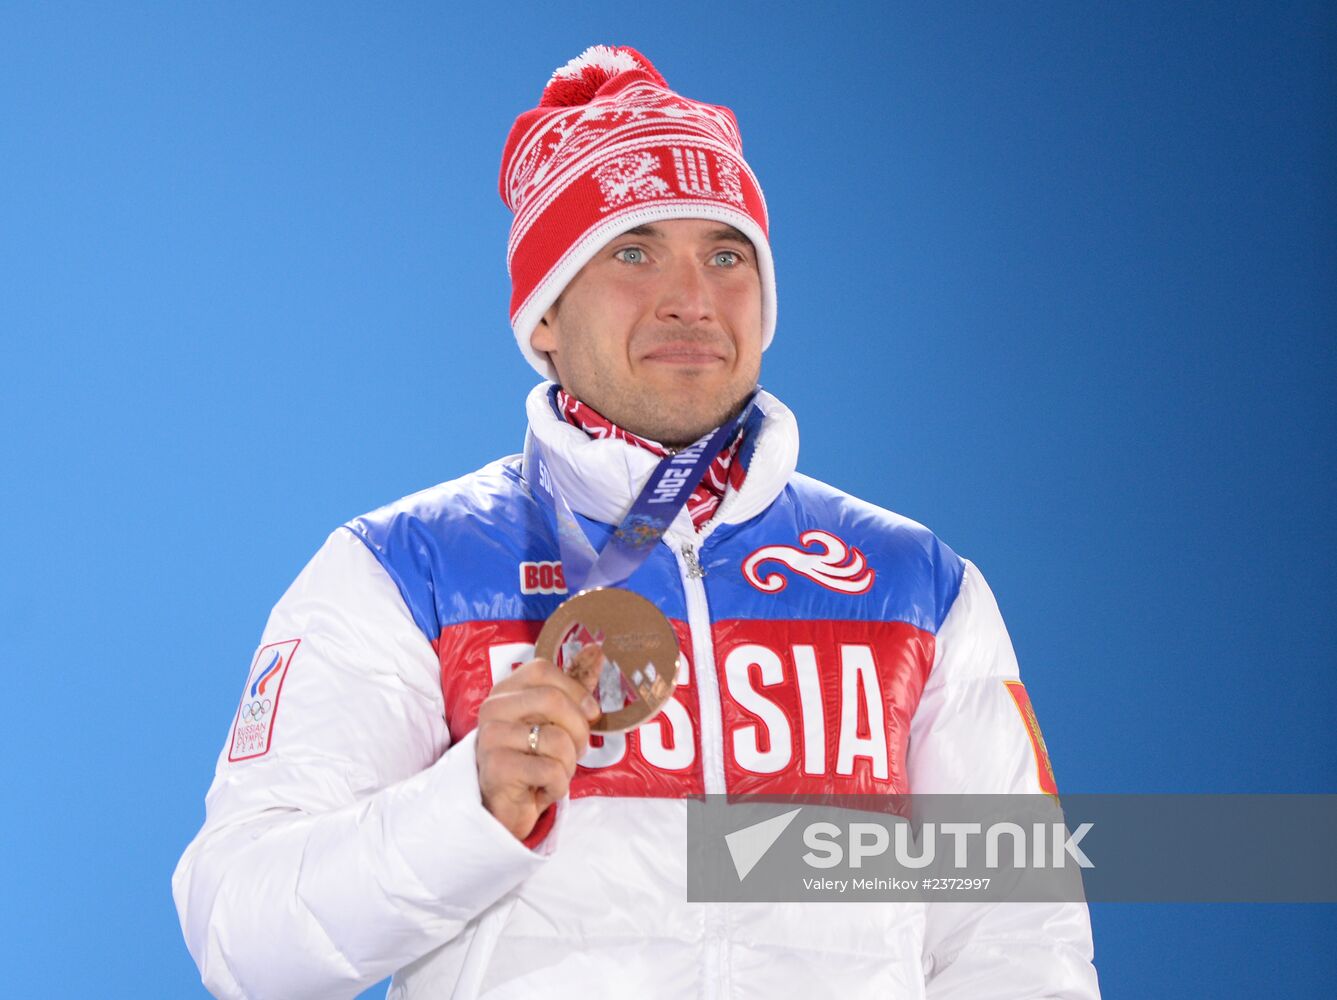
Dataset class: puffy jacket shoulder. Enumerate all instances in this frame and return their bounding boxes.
[752,470,966,636]
[344,456,543,643]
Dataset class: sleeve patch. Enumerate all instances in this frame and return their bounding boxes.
[1003,680,1059,798]
[228,639,301,762]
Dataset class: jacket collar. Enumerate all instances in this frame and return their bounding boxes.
[521,381,799,544]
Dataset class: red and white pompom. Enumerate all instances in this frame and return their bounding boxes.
[539,44,667,107]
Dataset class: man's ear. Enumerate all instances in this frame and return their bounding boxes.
[531,307,558,354]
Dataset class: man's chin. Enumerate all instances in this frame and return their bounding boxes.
[642,393,754,449]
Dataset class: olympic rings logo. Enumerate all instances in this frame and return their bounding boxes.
[241,699,272,722]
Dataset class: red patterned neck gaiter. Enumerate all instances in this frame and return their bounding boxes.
[554,388,748,532]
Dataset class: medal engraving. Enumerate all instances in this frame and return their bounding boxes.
[534,588,680,733]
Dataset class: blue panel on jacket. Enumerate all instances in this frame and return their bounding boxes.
[345,461,964,645]
[343,458,691,643]
[702,472,964,636]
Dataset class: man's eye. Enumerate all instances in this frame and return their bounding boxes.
[614,247,645,264]
[712,250,741,267]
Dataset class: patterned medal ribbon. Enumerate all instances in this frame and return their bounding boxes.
[524,396,757,590]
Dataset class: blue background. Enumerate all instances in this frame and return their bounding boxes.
[2,2,1332,996]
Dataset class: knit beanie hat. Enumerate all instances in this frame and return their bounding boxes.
[500,45,776,378]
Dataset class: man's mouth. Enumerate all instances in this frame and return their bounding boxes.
[641,342,726,365]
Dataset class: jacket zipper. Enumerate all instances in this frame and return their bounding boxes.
[677,540,724,796]
[675,537,727,999]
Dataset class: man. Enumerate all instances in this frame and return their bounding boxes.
[174,45,1099,999]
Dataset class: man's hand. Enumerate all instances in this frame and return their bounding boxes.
[475,649,603,841]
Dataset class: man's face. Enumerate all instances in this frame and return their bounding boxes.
[531,218,763,449]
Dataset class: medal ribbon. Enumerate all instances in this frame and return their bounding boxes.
[525,399,757,591]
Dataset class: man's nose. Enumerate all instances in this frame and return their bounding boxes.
[654,256,713,326]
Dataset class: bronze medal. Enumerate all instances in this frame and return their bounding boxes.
[534,587,680,733]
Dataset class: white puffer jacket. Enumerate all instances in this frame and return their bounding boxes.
[173,385,1099,999]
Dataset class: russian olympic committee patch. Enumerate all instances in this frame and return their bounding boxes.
[228,639,301,762]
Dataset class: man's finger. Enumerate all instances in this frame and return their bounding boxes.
[511,720,579,775]
[490,658,602,721]
[477,685,593,753]
[486,748,571,803]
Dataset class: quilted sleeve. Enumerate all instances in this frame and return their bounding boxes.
[172,527,549,999]
[908,560,1101,999]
